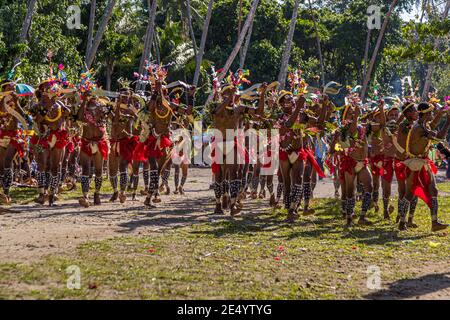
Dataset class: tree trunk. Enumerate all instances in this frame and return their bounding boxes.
[360,0,398,101]
[106,61,114,91]
[308,0,325,86]
[239,9,255,69]
[154,31,161,65]
[421,0,450,100]
[278,0,301,89]
[85,0,116,69]
[193,0,214,87]
[205,0,260,104]
[362,28,371,81]
[138,0,158,75]
[86,0,97,57]
[238,0,244,63]
[13,0,37,65]
[186,0,198,58]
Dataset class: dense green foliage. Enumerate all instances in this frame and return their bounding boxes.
[0,0,448,101]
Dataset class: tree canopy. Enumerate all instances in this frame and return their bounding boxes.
[0,0,448,103]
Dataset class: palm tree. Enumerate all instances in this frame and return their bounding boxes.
[421,0,450,100]
[138,0,158,75]
[205,0,260,104]
[239,1,256,70]
[185,0,198,57]
[362,28,371,81]
[278,0,301,89]
[193,0,214,86]
[85,0,117,69]
[360,0,398,101]
[86,0,97,57]
[14,0,37,65]
[308,0,325,86]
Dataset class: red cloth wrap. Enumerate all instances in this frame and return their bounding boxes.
[133,141,148,162]
[262,149,272,168]
[381,156,394,183]
[111,136,139,163]
[0,130,25,158]
[339,155,368,181]
[325,158,335,175]
[305,148,326,178]
[66,136,81,154]
[279,148,307,162]
[80,137,109,160]
[370,154,385,177]
[146,134,172,159]
[411,157,437,208]
[394,158,408,182]
[30,129,69,150]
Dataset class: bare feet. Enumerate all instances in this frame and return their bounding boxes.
[286,210,298,223]
[34,193,46,205]
[214,203,224,215]
[357,217,373,226]
[230,204,241,216]
[398,221,407,231]
[431,221,448,232]
[269,194,276,207]
[79,197,90,208]
[109,191,119,202]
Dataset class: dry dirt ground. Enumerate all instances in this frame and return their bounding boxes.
[0,167,449,299]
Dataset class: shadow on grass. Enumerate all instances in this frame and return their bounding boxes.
[364,272,450,299]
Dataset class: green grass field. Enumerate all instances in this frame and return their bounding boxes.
[1,191,449,299]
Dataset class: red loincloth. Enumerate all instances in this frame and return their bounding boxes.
[30,129,69,150]
[279,148,307,162]
[381,156,395,183]
[111,136,139,163]
[66,136,81,154]
[80,137,110,160]
[0,130,25,158]
[305,148,326,178]
[146,134,172,159]
[394,158,408,182]
[339,155,368,181]
[409,157,437,208]
[133,140,148,162]
[370,154,385,177]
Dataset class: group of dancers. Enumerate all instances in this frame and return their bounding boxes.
[0,60,449,232]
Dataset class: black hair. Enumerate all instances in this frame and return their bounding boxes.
[417,102,431,115]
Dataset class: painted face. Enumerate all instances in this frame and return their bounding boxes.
[387,109,399,121]
[406,106,418,121]
[0,83,15,92]
[373,112,383,123]
[88,98,100,109]
[119,94,130,105]
[280,95,293,113]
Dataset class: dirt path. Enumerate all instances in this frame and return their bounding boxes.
[0,168,221,263]
[1,168,449,299]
